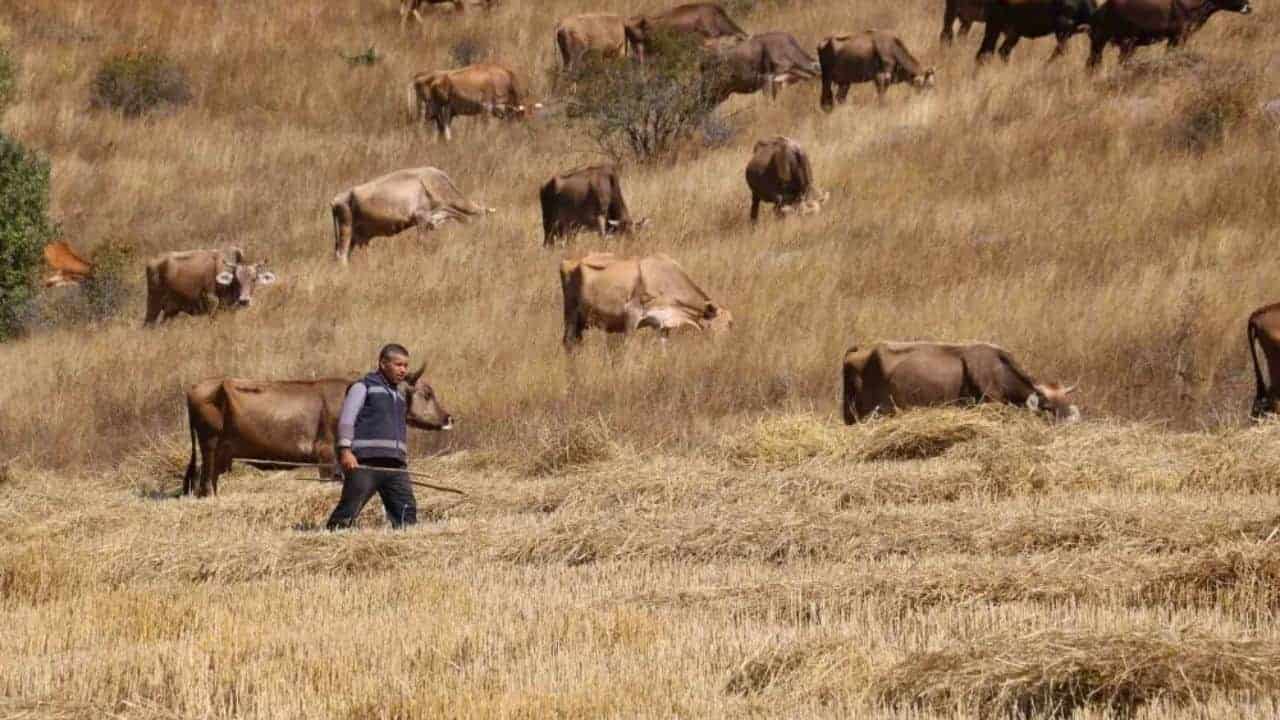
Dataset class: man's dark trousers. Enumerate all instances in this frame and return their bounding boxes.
[326,458,417,529]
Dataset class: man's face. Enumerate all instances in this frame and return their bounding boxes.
[380,353,410,385]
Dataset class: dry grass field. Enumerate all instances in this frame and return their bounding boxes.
[4,0,1280,716]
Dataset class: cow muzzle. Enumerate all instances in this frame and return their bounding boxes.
[236,298,252,307]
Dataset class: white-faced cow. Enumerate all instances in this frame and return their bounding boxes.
[144,248,277,325]
[745,137,829,222]
[705,32,821,103]
[842,341,1081,424]
[818,31,935,110]
[624,3,749,62]
[43,241,93,288]
[540,164,649,246]
[184,372,452,496]
[409,63,539,142]
[331,167,494,263]
[560,253,732,349]
[1247,303,1280,418]
[976,0,1097,64]
[1087,0,1250,69]
[556,13,628,69]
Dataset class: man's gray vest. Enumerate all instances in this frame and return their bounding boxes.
[351,371,408,462]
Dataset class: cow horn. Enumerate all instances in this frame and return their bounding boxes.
[1064,383,1079,396]
[406,364,425,385]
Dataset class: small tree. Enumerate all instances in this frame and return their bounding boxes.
[90,50,192,116]
[0,134,55,340]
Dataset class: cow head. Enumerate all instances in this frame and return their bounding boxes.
[1026,382,1081,423]
[215,259,277,308]
[912,68,937,90]
[624,17,650,61]
[402,365,454,431]
[700,302,734,333]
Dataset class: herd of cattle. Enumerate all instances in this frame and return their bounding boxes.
[38,0,1273,496]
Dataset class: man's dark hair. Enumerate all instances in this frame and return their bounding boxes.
[379,343,410,362]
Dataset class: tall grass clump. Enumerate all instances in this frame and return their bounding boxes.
[0,44,16,113]
[89,50,191,116]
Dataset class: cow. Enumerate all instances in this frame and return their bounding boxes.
[624,3,749,62]
[43,241,93,287]
[183,371,452,497]
[942,0,988,44]
[744,137,829,222]
[1247,303,1280,418]
[401,0,498,29]
[704,32,822,103]
[841,342,1080,424]
[143,248,276,325]
[331,167,494,263]
[559,253,732,348]
[540,164,649,246]
[976,0,1097,64]
[408,63,539,142]
[556,13,628,69]
[1087,0,1250,69]
[818,31,936,110]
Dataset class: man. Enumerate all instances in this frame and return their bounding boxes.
[327,344,417,530]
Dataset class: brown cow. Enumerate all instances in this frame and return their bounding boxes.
[1087,0,1250,69]
[409,63,539,141]
[560,253,732,348]
[540,164,649,246]
[332,167,494,263]
[43,241,93,287]
[1247,303,1280,418]
[401,0,498,29]
[144,248,276,325]
[942,0,988,44]
[745,137,829,222]
[819,31,935,110]
[841,341,1080,424]
[625,3,749,62]
[705,32,821,103]
[976,0,1097,64]
[184,371,452,496]
[556,13,628,69]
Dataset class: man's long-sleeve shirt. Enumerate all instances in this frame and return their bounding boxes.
[336,383,368,449]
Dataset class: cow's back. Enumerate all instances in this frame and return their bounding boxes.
[560,13,626,53]
[575,254,640,327]
[352,168,433,221]
[637,254,712,311]
[657,3,746,38]
[826,33,880,83]
[220,378,352,461]
[151,249,221,302]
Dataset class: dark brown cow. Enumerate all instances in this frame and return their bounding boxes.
[705,32,821,102]
[818,31,935,109]
[625,3,748,62]
[43,241,93,287]
[540,164,648,246]
[144,248,276,325]
[184,372,452,496]
[409,63,539,141]
[842,341,1080,424]
[556,13,628,69]
[1087,0,1250,69]
[560,253,732,348]
[1247,303,1280,418]
[942,0,989,44]
[744,136,829,222]
[976,0,1097,63]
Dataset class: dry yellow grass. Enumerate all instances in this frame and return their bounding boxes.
[4,0,1280,716]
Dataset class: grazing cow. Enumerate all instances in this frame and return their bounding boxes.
[183,372,452,497]
[540,164,649,246]
[942,0,989,44]
[1087,0,1250,69]
[401,0,498,28]
[841,342,1080,424]
[704,32,822,103]
[560,253,732,348]
[1247,303,1280,418]
[556,13,628,69]
[625,3,749,62]
[144,248,276,325]
[43,241,93,287]
[744,137,829,222]
[976,0,1097,63]
[818,31,935,109]
[409,63,539,141]
[331,167,494,263]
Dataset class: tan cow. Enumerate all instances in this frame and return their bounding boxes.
[540,164,649,246]
[408,63,539,141]
[625,3,749,62]
[184,372,452,496]
[43,241,93,287]
[841,341,1080,424]
[744,137,829,222]
[144,248,276,325]
[1247,303,1280,418]
[556,13,628,69]
[331,167,494,263]
[818,31,935,110]
[560,253,732,348]
[704,32,821,103]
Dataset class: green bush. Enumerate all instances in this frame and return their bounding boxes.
[0,133,55,340]
[90,50,191,116]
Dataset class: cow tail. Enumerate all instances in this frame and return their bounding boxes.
[818,41,835,112]
[540,179,557,245]
[1249,315,1267,404]
[842,347,859,425]
[184,402,199,495]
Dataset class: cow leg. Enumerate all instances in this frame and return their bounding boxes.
[998,33,1019,62]
[596,214,609,238]
[874,73,891,101]
[836,84,851,104]
[941,1,958,45]
[750,194,761,223]
[1117,37,1137,65]
[976,25,1001,63]
[1048,33,1070,62]
[435,105,452,142]
[332,200,354,263]
[959,20,973,38]
[143,295,162,325]
[1086,29,1107,71]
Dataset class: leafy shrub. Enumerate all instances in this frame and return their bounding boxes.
[81,238,134,321]
[449,36,487,67]
[90,50,191,116]
[0,133,55,340]
[340,47,380,67]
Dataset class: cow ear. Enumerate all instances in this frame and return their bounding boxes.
[256,271,277,285]
[1026,393,1042,411]
[216,271,234,286]
[406,364,425,386]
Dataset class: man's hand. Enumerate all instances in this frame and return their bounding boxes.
[340,449,359,472]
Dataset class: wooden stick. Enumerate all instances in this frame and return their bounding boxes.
[233,458,466,495]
